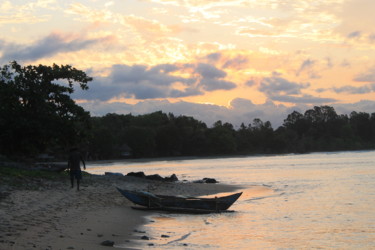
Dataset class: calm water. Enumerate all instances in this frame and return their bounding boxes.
[87,151,375,249]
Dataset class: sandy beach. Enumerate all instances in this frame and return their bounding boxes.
[0,171,243,250]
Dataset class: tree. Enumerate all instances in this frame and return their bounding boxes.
[206,120,237,154]
[0,61,92,157]
[350,111,372,142]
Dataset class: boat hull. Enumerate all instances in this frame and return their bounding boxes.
[116,187,242,212]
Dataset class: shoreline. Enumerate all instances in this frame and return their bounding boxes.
[0,170,244,250]
[79,149,375,166]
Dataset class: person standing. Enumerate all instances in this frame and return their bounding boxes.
[68,148,86,191]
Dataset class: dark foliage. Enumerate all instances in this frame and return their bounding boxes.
[1,62,374,160]
[86,106,375,160]
[0,61,92,159]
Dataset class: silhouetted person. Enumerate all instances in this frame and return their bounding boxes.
[68,148,86,191]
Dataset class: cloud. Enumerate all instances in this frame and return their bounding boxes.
[246,79,256,87]
[206,52,221,62]
[75,64,194,100]
[335,0,375,43]
[347,31,362,39]
[199,78,236,91]
[259,76,310,96]
[194,63,236,91]
[222,55,249,69]
[271,94,336,104]
[124,15,181,38]
[296,59,320,78]
[236,27,278,38]
[205,52,249,70]
[325,57,333,69]
[80,98,291,128]
[80,97,375,129]
[333,100,375,116]
[354,67,375,82]
[0,1,52,24]
[332,84,375,94]
[74,62,236,101]
[111,64,185,86]
[316,82,375,95]
[195,63,226,79]
[258,76,336,104]
[0,32,109,62]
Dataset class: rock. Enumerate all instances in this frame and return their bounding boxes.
[126,172,146,178]
[203,178,217,183]
[145,174,164,181]
[165,174,178,182]
[161,234,170,238]
[101,240,115,246]
[193,180,204,183]
[193,178,218,183]
[141,236,150,240]
[104,172,123,176]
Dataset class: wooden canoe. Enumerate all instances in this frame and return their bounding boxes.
[116,187,242,213]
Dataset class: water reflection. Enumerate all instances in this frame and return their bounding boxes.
[88,151,375,249]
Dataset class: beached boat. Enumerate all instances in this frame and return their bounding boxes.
[116,187,242,213]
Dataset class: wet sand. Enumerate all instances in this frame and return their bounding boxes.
[0,174,243,250]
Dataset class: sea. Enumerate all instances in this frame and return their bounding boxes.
[87,150,375,249]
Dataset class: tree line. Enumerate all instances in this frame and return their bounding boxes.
[1,62,375,161]
[87,107,375,159]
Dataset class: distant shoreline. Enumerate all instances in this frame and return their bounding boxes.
[86,148,375,166]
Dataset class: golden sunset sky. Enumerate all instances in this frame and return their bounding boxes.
[1,0,375,127]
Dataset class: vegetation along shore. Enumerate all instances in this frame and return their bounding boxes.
[1,61,374,162]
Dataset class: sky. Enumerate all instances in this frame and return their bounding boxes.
[1,0,375,128]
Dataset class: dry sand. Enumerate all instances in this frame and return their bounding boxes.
[0,174,243,250]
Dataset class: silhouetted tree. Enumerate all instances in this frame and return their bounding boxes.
[0,61,92,157]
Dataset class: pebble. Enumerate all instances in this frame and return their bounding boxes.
[100,240,114,246]
[141,235,149,240]
[134,229,146,233]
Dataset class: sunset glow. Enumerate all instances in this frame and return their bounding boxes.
[1,0,374,127]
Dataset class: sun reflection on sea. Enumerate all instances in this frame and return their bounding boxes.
[87,151,375,249]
